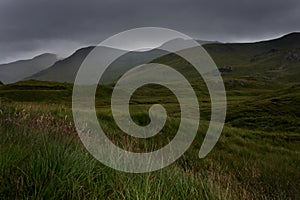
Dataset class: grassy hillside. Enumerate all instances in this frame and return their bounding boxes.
[203,32,300,83]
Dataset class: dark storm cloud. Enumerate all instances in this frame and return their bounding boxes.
[0,0,299,63]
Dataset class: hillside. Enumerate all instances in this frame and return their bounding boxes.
[28,46,169,84]
[26,33,300,85]
[0,53,57,84]
[203,32,300,83]
[27,47,94,83]
[27,40,213,84]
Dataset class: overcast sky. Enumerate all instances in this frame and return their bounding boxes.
[0,0,299,63]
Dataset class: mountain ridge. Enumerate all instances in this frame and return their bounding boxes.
[0,53,58,84]
[5,32,300,84]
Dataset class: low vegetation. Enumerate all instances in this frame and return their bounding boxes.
[0,78,299,199]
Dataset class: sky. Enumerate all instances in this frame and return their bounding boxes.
[0,0,299,64]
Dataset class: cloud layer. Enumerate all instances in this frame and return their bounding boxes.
[1,0,299,63]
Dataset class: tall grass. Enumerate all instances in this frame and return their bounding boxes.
[0,103,299,199]
[0,103,227,199]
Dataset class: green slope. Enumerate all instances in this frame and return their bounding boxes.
[203,32,300,82]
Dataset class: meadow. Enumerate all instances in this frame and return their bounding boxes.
[0,79,299,199]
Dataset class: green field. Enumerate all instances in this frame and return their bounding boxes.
[0,75,299,199]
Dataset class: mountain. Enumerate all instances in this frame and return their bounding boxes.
[28,33,300,84]
[201,32,300,83]
[0,53,57,84]
[28,46,169,84]
[28,39,216,84]
[27,47,94,83]
[151,32,300,84]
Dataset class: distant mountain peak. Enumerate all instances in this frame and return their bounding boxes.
[33,53,57,60]
[0,53,58,84]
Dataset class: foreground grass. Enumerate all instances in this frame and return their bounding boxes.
[0,104,224,199]
[0,103,299,199]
